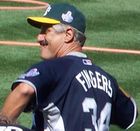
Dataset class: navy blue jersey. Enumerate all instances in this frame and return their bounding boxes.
[12,52,137,131]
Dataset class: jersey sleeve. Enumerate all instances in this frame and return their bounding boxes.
[110,82,138,129]
[11,61,55,112]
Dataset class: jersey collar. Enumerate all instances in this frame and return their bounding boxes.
[66,52,87,58]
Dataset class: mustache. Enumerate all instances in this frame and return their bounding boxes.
[38,39,48,46]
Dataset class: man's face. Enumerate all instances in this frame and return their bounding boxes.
[37,25,65,59]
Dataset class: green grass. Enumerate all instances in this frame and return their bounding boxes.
[0,0,140,130]
[0,0,140,49]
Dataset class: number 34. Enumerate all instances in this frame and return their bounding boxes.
[82,97,111,131]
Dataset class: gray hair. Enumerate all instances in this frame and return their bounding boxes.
[52,24,86,46]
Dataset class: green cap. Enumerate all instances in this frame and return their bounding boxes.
[27,3,86,33]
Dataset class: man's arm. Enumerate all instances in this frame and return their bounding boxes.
[1,83,35,121]
[110,86,138,129]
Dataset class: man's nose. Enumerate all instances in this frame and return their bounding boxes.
[37,34,48,46]
[37,34,46,42]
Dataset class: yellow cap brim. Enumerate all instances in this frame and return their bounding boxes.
[27,17,61,28]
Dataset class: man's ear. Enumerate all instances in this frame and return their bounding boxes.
[64,27,75,43]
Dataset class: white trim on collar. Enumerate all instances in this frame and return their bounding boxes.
[67,52,87,58]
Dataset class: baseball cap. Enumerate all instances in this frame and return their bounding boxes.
[27,3,86,33]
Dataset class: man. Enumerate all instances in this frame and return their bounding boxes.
[0,3,138,131]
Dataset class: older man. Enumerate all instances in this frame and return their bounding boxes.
[0,3,138,131]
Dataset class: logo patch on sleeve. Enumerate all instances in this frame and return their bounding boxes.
[19,68,40,79]
[82,59,92,65]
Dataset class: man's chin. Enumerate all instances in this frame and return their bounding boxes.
[40,56,48,60]
[40,55,55,60]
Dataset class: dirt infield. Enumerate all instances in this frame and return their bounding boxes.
[0,0,47,10]
[0,0,140,55]
[0,41,140,55]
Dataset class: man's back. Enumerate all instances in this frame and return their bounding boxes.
[16,54,131,131]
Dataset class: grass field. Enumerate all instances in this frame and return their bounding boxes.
[0,0,140,130]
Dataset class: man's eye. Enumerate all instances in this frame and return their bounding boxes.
[45,28,52,34]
